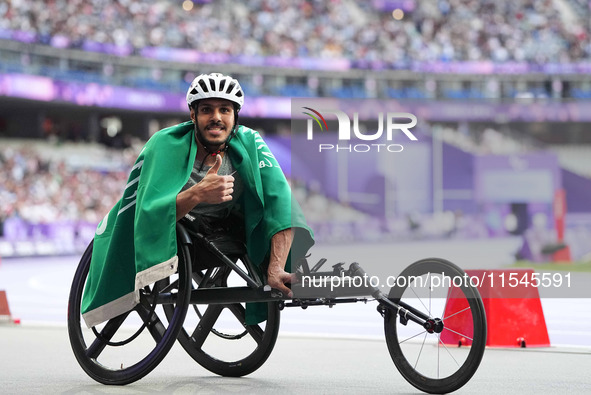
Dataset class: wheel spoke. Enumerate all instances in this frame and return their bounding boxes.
[85,336,106,360]
[443,306,471,321]
[157,278,179,294]
[191,304,224,348]
[211,266,231,287]
[437,333,440,379]
[193,270,209,287]
[414,332,428,369]
[442,326,474,342]
[440,286,450,321]
[399,329,427,344]
[428,272,432,316]
[135,301,165,343]
[85,312,129,359]
[438,334,461,368]
[227,303,263,344]
[409,278,432,318]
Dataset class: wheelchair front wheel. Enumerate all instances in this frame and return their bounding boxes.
[67,239,192,385]
[384,258,486,394]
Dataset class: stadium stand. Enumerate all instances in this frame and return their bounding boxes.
[1,0,590,259]
[1,0,590,99]
[1,0,588,63]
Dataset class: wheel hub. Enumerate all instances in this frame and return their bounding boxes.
[423,318,444,334]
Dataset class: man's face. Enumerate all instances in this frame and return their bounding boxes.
[191,98,235,148]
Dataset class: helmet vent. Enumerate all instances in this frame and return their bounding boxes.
[186,73,244,110]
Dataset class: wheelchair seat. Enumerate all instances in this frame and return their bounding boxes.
[179,214,247,270]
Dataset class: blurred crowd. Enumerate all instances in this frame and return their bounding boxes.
[0,145,128,229]
[0,0,588,64]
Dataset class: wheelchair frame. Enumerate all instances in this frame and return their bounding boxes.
[68,223,487,394]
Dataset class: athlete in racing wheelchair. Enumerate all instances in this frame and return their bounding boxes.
[68,73,486,394]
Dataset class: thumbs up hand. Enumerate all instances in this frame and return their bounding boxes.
[206,154,223,176]
[193,154,234,204]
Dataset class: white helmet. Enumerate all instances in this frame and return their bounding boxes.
[186,73,244,111]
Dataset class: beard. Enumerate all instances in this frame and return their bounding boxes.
[194,121,229,151]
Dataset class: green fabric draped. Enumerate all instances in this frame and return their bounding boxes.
[81,122,313,327]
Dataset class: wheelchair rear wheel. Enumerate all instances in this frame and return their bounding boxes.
[162,264,281,377]
[67,239,192,385]
[384,258,486,394]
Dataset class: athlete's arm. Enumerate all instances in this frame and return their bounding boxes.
[266,228,296,297]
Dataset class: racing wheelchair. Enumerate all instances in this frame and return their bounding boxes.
[68,223,486,394]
